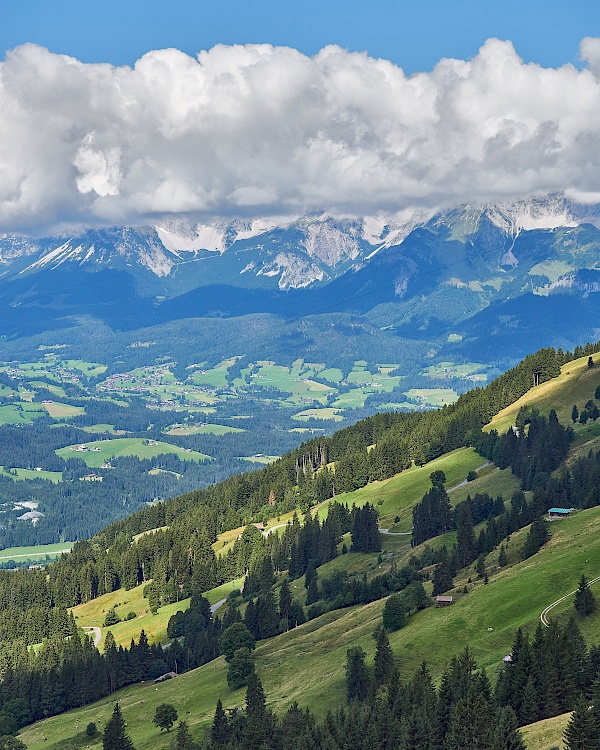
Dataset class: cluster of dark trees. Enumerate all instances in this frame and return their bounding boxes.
[41,497,381,615]
[475,407,572,491]
[0,626,184,729]
[202,616,600,750]
[496,619,600,726]
[204,650,530,750]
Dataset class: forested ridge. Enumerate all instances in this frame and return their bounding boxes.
[1,342,600,743]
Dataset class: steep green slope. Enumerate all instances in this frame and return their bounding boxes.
[489,352,600,434]
[20,505,600,750]
[15,346,600,748]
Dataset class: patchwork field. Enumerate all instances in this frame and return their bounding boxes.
[56,438,212,467]
[404,387,459,407]
[165,422,244,436]
[0,466,63,483]
[0,542,73,563]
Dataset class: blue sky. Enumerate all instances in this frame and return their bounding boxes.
[2,0,599,72]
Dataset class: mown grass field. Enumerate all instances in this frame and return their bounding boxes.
[165,423,244,436]
[322,446,487,529]
[404,387,459,407]
[520,712,570,750]
[0,466,63,483]
[488,353,600,435]
[0,542,73,562]
[56,438,212,467]
[292,407,343,421]
[21,506,600,750]
[0,403,44,424]
[43,402,85,419]
[71,577,245,650]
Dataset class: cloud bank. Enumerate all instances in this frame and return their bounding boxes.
[1,38,600,233]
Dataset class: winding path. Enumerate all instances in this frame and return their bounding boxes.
[210,598,227,614]
[540,576,600,627]
[447,462,491,492]
[83,626,102,648]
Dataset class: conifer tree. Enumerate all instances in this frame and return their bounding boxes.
[574,574,596,617]
[498,544,508,567]
[374,627,394,686]
[432,550,454,596]
[278,578,292,626]
[103,703,135,750]
[444,690,493,750]
[563,696,596,750]
[306,576,319,605]
[172,720,196,750]
[490,706,526,750]
[242,673,273,750]
[521,517,550,560]
[345,647,370,702]
[456,502,477,567]
[210,699,230,748]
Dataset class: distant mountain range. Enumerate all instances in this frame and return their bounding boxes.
[0,193,599,367]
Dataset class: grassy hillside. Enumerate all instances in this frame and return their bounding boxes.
[320,446,486,529]
[489,353,600,435]
[71,577,245,649]
[21,504,600,750]
[520,712,570,750]
[18,350,600,749]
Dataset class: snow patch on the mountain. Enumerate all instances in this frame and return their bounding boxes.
[23,240,78,272]
[362,216,388,245]
[257,252,324,290]
[303,221,359,266]
[234,218,277,241]
[487,195,579,234]
[156,218,275,254]
[156,224,224,253]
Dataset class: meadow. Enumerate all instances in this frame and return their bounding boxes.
[0,542,73,563]
[56,438,212,467]
[20,506,600,750]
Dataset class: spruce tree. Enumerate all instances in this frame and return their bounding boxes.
[172,721,196,750]
[563,696,596,750]
[210,699,230,748]
[278,579,292,622]
[574,574,596,617]
[490,706,526,750]
[374,627,394,685]
[306,576,319,605]
[432,551,454,596]
[572,404,580,423]
[498,544,508,567]
[242,673,273,750]
[345,647,370,702]
[103,703,135,750]
[444,690,493,750]
[456,502,477,567]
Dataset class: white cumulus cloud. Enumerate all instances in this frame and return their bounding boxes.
[1,38,600,233]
